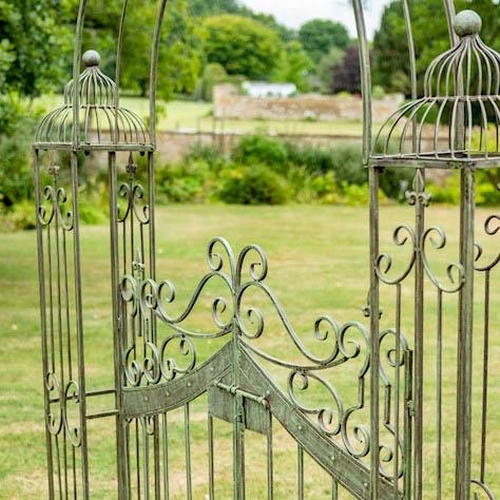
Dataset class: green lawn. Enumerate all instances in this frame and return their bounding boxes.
[1,204,498,498]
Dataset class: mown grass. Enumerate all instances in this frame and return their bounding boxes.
[0,204,498,498]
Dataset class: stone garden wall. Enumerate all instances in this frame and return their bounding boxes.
[213,84,404,121]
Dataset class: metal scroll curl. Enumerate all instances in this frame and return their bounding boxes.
[116,157,150,226]
[475,214,500,272]
[44,372,82,448]
[38,183,74,231]
[422,226,465,293]
[471,479,496,499]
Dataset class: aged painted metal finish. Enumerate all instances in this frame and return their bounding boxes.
[32,0,498,499]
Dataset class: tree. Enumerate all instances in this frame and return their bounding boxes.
[271,41,313,92]
[0,0,72,97]
[187,0,295,42]
[0,0,72,208]
[119,0,203,99]
[372,0,500,96]
[202,15,282,79]
[317,46,344,93]
[298,19,350,65]
[331,45,361,94]
[187,0,251,17]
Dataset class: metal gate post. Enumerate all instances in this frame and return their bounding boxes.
[456,165,475,500]
[366,6,500,498]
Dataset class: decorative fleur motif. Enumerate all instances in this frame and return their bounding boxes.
[405,170,431,207]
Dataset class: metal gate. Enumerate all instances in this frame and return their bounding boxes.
[33,1,498,498]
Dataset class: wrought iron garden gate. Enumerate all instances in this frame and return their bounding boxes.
[33,1,498,498]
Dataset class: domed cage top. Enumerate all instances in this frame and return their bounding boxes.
[372,9,500,166]
[34,50,151,151]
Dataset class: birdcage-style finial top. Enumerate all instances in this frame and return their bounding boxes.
[372,10,500,166]
[453,9,482,37]
[34,50,151,151]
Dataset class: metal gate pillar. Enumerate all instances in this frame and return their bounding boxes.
[33,43,156,497]
[354,4,500,497]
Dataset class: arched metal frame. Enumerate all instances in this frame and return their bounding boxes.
[353,1,499,499]
[32,1,498,499]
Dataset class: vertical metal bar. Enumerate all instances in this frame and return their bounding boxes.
[369,166,380,500]
[404,350,413,500]
[53,160,69,500]
[394,284,402,499]
[480,270,491,483]
[185,403,193,500]
[297,444,304,500]
[208,415,214,500]
[162,412,170,500]
[149,0,169,148]
[455,165,475,500]
[153,415,160,500]
[142,418,150,500]
[413,168,426,500]
[331,477,338,500]
[70,151,89,498]
[267,413,273,500]
[109,152,129,499]
[148,151,157,311]
[436,290,444,500]
[35,149,56,499]
[401,0,418,101]
[136,419,142,498]
[351,0,372,164]
[442,0,458,47]
[233,392,245,500]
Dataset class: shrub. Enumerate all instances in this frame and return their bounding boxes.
[330,144,366,186]
[185,143,227,174]
[2,200,36,231]
[379,167,416,201]
[219,165,289,205]
[232,134,288,172]
[426,171,500,206]
[340,182,370,205]
[284,142,335,174]
[156,159,214,203]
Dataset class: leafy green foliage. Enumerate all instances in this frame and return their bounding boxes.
[0,99,40,207]
[232,134,289,172]
[0,0,72,96]
[187,0,252,18]
[195,63,245,101]
[316,47,344,94]
[372,0,500,96]
[298,19,350,65]
[218,165,290,205]
[271,41,313,92]
[156,159,214,203]
[119,0,203,98]
[202,15,282,79]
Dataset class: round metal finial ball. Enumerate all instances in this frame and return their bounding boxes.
[82,50,101,67]
[453,10,482,37]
